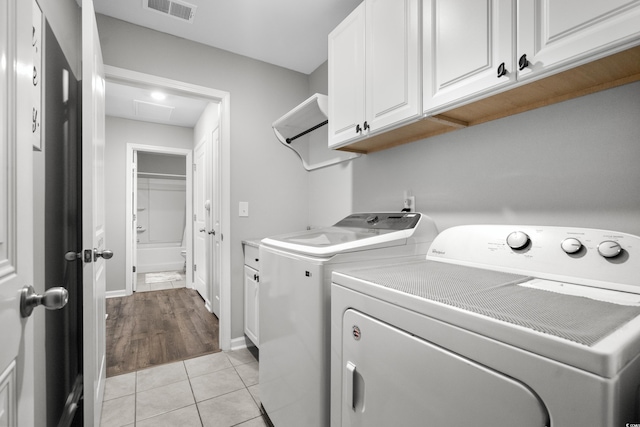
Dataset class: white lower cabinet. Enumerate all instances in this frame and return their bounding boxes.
[243,244,259,347]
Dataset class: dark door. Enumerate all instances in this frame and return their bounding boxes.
[43,21,83,427]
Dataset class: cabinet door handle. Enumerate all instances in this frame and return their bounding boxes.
[518,54,530,71]
[497,62,507,78]
[355,124,362,134]
[363,121,370,131]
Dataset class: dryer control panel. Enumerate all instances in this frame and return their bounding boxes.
[427,225,640,294]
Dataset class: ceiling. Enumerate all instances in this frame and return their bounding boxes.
[94,0,361,74]
[99,0,360,128]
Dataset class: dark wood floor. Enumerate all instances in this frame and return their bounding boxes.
[105,287,220,377]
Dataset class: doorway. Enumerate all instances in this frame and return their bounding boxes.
[130,148,191,293]
[109,66,233,350]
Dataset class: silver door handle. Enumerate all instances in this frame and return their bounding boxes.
[64,251,82,261]
[208,230,215,235]
[21,285,68,318]
[94,249,114,261]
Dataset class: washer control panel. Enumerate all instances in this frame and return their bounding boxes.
[427,225,640,294]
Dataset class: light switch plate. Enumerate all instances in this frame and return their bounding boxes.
[239,201,249,217]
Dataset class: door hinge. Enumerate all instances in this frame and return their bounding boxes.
[193,163,197,171]
[193,264,197,272]
[193,214,197,222]
[133,266,136,273]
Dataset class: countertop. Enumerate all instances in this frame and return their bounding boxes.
[242,238,263,249]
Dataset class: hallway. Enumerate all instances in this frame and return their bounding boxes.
[106,272,220,377]
[100,348,266,426]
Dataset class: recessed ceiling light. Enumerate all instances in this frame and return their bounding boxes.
[151,91,166,101]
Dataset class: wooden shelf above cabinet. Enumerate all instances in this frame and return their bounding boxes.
[337,45,640,154]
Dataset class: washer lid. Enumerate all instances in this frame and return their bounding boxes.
[261,212,425,257]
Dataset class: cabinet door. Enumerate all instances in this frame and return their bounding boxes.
[517,0,640,81]
[329,3,366,149]
[366,0,421,131]
[423,0,515,113]
[243,265,259,347]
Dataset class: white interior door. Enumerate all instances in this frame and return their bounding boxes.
[210,128,221,317]
[132,151,138,291]
[0,0,35,424]
[194,137,211,308]
[82,0,107,425]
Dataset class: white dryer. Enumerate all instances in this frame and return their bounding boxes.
[259,212,438,427]
[331,225,640,427]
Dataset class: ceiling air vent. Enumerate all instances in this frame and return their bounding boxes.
[143,0,197,23]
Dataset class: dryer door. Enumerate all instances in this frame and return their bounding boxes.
[340,309,550,427]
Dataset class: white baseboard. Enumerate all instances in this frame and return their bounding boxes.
[229,336,248,351]
[106,289,127,299]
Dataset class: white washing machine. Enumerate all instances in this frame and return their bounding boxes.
[331,225,640,427]
[259,212,439,427]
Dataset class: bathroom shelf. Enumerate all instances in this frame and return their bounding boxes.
[272,93,361,171]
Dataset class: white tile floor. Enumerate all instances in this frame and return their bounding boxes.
[134,272,187,293]
[100,348,266,427]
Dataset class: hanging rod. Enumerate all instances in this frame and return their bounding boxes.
[285,120,329,144]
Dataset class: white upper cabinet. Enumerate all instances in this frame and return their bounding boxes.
[423,0,515,113]
[517,0,640,81]
[424,0,640,114]
[328,3,366,148]
[329,0,421,149]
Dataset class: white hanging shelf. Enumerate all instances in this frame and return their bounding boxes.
[272,93,361,171]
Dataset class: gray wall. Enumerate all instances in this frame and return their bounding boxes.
[307,60,355,227]
[352,81,640,236]
[96,15,311,339]
[137,152,187,175]
[105,117,194,293]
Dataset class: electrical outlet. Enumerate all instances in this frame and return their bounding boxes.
[403,196,415,212]
[239,201,249,217]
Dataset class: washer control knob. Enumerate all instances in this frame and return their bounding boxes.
[561,238,582,254]
[506,231,530,250]
[598,240,622,258]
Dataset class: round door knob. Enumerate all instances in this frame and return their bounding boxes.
[21,285,69,318]
[598,240,622,258]
[94,249,114,260]
[506,231,530,250]
[561,238,582,254]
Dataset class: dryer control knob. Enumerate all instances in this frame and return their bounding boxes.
[598,240,622,258]
[561,238,582,254]
[506,231,530,250]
